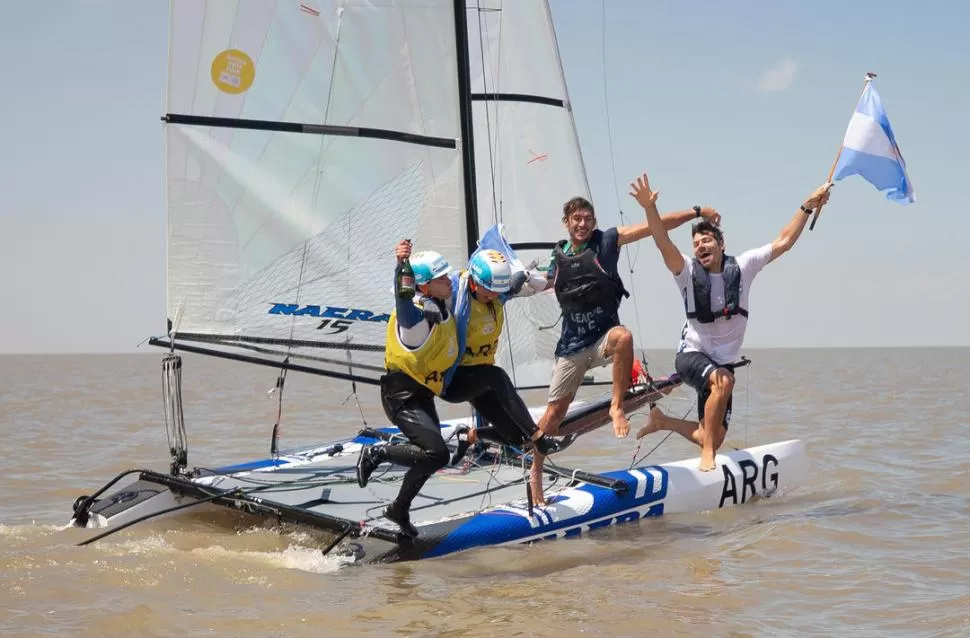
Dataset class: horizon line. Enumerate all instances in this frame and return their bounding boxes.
[1,344,967,356]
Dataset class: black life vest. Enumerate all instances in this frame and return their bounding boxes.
[686,255,748,323]
[552,241,628,314]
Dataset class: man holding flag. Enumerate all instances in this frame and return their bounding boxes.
[630,172,831,472]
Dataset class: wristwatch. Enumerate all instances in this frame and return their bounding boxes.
[800,204,813,214]
[693,205,702,218]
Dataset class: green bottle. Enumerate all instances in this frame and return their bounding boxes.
[397,244,415,300]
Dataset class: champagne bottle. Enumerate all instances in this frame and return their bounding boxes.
[397,240,415,300]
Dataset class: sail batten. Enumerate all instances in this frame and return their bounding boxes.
[173,332,386,352]
[471,93,564,108]
[164,114,459,149]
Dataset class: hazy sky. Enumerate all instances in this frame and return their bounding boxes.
[1,0,965,354]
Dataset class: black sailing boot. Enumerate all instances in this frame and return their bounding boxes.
[383,500,419,538]
[450,425,472,465]
[356,444,384,488]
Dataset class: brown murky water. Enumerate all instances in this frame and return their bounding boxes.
[2,349,968,636]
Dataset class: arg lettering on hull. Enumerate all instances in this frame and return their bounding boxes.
[719,454,779,507]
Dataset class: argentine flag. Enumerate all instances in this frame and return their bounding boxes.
[472,223,525,272]
[833,81,915,204]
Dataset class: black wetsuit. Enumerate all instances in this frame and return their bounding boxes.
[378,371,451,513]
[441,364,539,447]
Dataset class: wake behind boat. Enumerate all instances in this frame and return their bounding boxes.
[67,0,809,563]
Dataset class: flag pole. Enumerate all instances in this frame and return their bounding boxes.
[810,72,877,231]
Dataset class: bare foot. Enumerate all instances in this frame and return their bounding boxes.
[636,405,663,439]
[610,408,630,438]
[699,451,716,472]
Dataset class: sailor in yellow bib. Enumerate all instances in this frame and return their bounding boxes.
[457,274,504,367]
[383,299,458,395]
[355,241,460,539]
[441,244,563,460]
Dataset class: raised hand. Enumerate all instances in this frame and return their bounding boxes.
[804,183,832,209]
[628,172,659,209]
[395,239,412,263]
[699,207,721,226]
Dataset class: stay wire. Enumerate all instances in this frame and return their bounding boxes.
[600,0,651,369]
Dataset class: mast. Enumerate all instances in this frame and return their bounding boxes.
[452,0,479,257]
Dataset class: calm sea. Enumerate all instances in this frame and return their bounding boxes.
[1,349,968,637]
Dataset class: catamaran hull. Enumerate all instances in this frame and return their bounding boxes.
[72,429,808,565]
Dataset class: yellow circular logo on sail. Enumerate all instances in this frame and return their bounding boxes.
[210,49,255,94]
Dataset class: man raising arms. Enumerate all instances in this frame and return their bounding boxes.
[630,172,831,471]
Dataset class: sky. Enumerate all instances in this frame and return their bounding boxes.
[0,0,966,354]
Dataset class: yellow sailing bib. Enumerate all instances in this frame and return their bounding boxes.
[460,296,504,366]
[384,304,459,395]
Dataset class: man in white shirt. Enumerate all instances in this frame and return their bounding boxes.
[629,172,832,471]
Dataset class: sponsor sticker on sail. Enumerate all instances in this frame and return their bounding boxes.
[210,49,255,94]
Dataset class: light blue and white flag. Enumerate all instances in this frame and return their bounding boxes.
[471,223,525,272]
[833,81,915,204]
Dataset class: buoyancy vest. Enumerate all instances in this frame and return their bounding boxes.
[686,255,748,324]
[551,241,628,314]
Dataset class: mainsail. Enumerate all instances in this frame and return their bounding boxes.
[162,1,470,379]
[158,0,594,390]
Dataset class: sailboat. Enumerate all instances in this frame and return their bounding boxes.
[68,0,809,564]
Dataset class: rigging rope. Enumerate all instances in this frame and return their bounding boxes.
[472,1,530,392]
[600,0,651,371]
[475,0,502,229]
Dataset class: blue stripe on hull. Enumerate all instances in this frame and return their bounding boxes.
[422,466,669,558]
[213,458,288,473]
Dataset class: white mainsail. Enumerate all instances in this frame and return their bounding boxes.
[162,0,595,388]
[466,0,592,387]
[164,0,468,374]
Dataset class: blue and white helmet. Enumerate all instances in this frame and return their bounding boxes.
[410,250,452,285]
[468,249,512,293]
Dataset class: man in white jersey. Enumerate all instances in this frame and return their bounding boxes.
[629,171,832,471]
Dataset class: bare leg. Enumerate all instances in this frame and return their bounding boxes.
[604,326,634,438]
[529,397,570,504]
[636,405,702,445]
[698,370,734,472]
